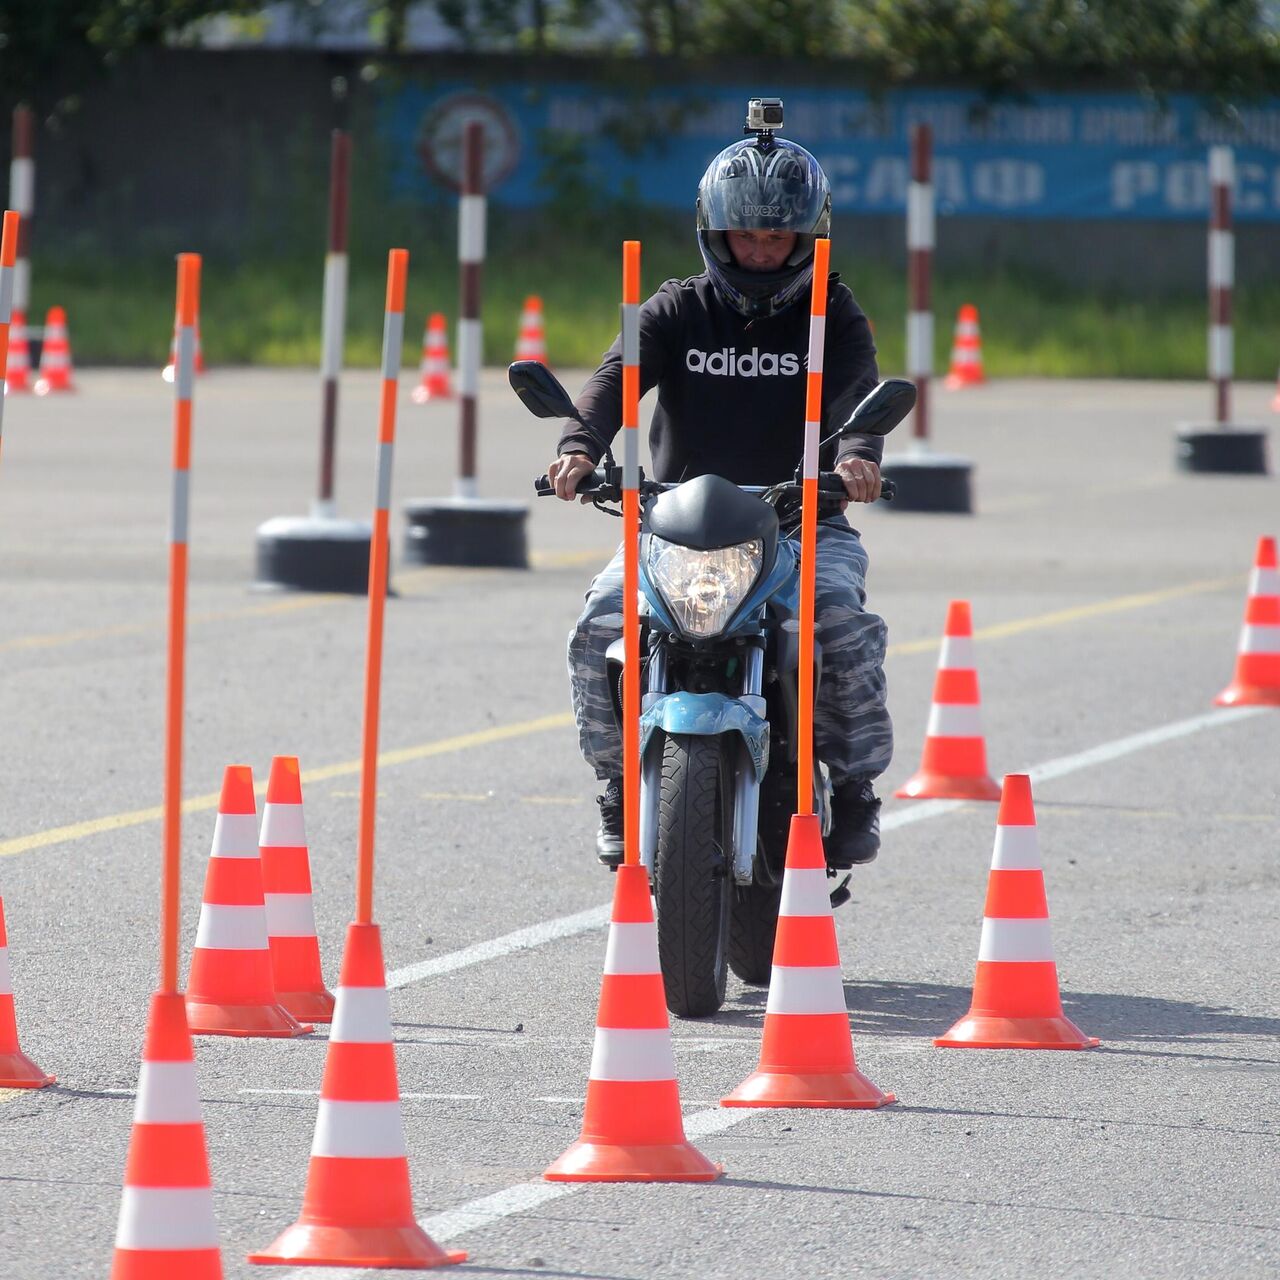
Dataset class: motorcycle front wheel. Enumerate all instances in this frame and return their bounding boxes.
[654,733,731,1018]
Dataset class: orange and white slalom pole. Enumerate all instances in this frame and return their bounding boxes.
[1215,535,1280,706]
[111,252,224,1278]
[9,107,33,320]
[907,123,934,449]
[0,210,17,455]
[1208,146,1234,426]
[315,129,352,518]
[252,249,464,1269]
[544,242,717,1183]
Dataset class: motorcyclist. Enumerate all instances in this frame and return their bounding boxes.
[547,107,892,871]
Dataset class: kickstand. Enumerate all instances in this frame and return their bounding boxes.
[828,873,852,909]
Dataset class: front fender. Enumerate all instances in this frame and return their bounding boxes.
[639,692,769,780]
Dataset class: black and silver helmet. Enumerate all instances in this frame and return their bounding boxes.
[696,136,832,319]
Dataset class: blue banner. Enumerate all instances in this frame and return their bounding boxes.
[384,83,1280,221]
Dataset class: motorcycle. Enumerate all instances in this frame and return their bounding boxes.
[511,361,915,1017]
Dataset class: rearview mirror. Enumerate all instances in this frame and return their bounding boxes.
[841,377,917,437]
[508,360,578,420]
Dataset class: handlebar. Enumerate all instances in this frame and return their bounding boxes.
[533,471,896,503]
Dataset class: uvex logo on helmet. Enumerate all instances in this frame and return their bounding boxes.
[740,203,782,217]
[685,347,802,377]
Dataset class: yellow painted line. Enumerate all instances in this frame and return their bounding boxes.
[886,574,1241,657]
[521,796,583,806]
[0,1088,27,1103]
[0,572,1243,861]
[0,712,573,859]
[421,791,492,802]
[530,548,614,569]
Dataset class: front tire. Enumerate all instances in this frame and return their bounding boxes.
[655,734,731,1018]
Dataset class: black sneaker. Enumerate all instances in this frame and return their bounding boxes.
[595,778,624,866]
[826,778,881,868]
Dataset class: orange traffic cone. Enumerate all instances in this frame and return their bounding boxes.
[33,305,74,394]
[0,898,55,1088]
[514,294,548,364]
[410,313,452,403]
[185,766,311,1038]
[1215,535,1280,706]
[111,992,222,1279]
[722,815,895,1109]
[944,303,985,389]
[545,864,721,1181]
[936,774,1098,1050]
[896,600,1001,802]
[249,921,466,1268]
[261,756,334,1023]
[5,309,31,393]
[163,313,205,383]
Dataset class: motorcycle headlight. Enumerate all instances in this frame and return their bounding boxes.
[648,536,763,637]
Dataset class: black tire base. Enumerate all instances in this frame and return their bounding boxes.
[254,515,373,594]
[401,498,530,568]
[879,453,975,513]
[1175,425,1270,475]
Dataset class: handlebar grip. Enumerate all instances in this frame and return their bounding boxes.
[534,475,555,496]
[534,470,606,497]
[880,477,896,502]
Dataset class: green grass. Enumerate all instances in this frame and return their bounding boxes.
[27,216,1280,380]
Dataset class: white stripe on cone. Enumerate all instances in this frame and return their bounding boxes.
[115,1187,220,1250]
[938,636,976,670]
[134,1062,204,1124]
[193,903,269,951]
[990,825,1042,870]
[1248,568,1280,597]
[603,921,659,975]
[1240,624,1280,654]
[260,802,306,848]
[978,917,1055,963]
[778,868,832,918]
[329,986,393,1043]
[312,1099,407,1158]
[587,1027,676,1082]
[925,703,985,738]
[210,812,261,858]
[764,965,847,1016]
[0,948,11,996]
[263,893,318,938]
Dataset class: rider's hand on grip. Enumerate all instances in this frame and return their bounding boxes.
[547,451,597,501]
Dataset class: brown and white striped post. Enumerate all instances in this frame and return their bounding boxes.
[456,119,485,500]
[9,106,33,318]
[1208,145,1233,427]
[1174,146,1269,473]
[907,123,933,452]
[315,129,352,519]
[880,122,976,512]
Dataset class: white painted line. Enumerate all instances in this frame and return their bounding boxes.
[385,902,611,989]
[276,703,1268,1277]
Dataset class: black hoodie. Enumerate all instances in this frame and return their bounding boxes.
[557,271,881,485]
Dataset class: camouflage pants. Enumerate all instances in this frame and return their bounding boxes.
[566,520,892,783]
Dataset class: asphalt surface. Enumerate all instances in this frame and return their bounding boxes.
[0,368,1276,1279]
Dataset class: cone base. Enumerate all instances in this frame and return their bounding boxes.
[721,1069,895,1110]
[544,1138,721,1183]
[249,1223,465,1268]
[895,771,1002,802]
[1214,683,1280,707]
[185,997,312,1038]
[33,380,75,396]
[944,373,985,390]
[274,988,336,1023]
[0,1049,56,1088]
[935,1012,1099,1050]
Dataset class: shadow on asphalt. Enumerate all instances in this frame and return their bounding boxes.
[719,979,1280,1051]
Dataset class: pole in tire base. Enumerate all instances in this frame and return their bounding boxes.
[401,120,529,568]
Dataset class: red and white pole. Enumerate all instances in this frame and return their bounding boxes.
[456,120,485,500]
[8,106,33,316]
[1208,146,1233,427]
[907,123,934,451]
[621,242,641,865]
[315,130,352,518]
